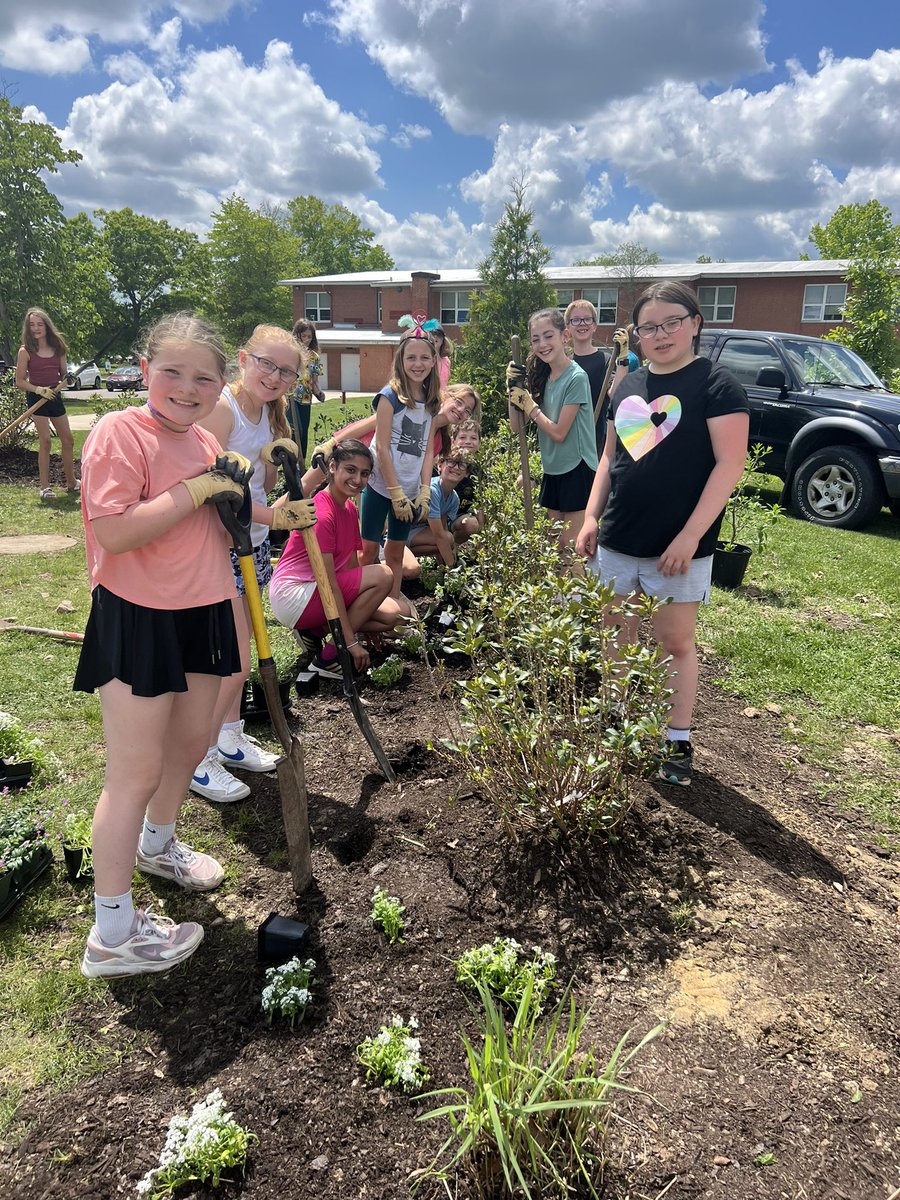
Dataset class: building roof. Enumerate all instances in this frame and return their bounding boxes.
[279,259,852,289]
[316,328,402,347]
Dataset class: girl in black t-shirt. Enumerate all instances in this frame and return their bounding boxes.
[575,282,749,787]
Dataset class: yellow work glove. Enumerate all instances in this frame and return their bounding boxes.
[33,386,57,401]
[387,485,415,523]
[215,450,253,484]
[414,483,432,522]
[613,328,631,366]
[182,469,246,511]
[311,435,337,464]
[505,361,527,392]
[508,387,537,421]
[270,498,317,531]
[260,438,299,465]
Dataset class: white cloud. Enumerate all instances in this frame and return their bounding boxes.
[325,0,769,135]
[351,199,489,267]
[52,40,385,227]
[391,123,431,149]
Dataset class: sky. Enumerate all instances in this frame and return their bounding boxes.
[1,0,898,269]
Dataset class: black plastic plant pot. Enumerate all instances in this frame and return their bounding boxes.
[0,759,33,788]
[257,912,310,964]
[295,670,319,699]
[712,541,752,589]
[63,845,92,884]
[0,842,53,921]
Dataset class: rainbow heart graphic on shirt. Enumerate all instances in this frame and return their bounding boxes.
[615,393,682,460]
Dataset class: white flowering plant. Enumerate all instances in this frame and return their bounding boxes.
[357,1015,430,1093]
[371,887,406,944]
[455,937,557,1009]
[135,1089,255,1198]
[261,956,316,1027]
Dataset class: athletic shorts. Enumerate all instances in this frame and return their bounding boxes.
[229,537,273,597]
[538,459,595,514]
[26,389,67,420]
[360,485,414,544]
[587,547,713,604]
[73,584,240,697]
[269,567,363,633]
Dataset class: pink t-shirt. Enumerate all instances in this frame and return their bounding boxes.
[271,488,362,586]
[438,356,451,389]
[81,406,236,609]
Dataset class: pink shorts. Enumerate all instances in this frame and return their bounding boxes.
[295,567,363,632]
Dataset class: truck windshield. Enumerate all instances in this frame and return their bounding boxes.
[781,339,883,388]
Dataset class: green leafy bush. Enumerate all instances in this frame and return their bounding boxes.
[455,937,556,1008]
[720,443,782,553]
[90,391,143,425]
[0,710,59,785]
[0,377,33,451]
[357,1015,429,1092]
[417,977,662,1199]
[62,809,94,878]
[371,887,406,944]
[0,793,51,874]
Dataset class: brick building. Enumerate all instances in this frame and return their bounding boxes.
[279,260,854,393]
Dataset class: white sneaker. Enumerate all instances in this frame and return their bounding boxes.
[217,721,279,773]
[190,753,251,803]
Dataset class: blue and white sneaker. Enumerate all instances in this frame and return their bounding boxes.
[217,721,279,773]
[190,754,251,803]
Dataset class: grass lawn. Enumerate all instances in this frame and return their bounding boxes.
[0,454,897,1137]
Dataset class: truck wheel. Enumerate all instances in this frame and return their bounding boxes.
[790,447,884,530]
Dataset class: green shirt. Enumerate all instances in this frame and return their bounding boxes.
[537,361,598,476]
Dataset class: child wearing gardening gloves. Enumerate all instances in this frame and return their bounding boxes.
[403,451,473,579]
[73,313,304,981]
[191,324,316,805]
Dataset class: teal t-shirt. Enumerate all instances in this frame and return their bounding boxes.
[537,362,598,476]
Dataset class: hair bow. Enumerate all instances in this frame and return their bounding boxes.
[398,311,441,339]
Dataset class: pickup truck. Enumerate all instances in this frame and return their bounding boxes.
[699,329,900,529]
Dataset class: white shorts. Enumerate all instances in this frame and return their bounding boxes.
[587,546,713,604]
[269,576,317,629]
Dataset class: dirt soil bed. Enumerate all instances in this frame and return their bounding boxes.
[2,642,899,1199]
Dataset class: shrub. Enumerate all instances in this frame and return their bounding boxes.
[455,937,555,1009]
[63,809,94,878]
[0,376,34,451]
[369,653,405,689]
[90,391,143,425]
[0,710,59,786]
[416,978,662,1199]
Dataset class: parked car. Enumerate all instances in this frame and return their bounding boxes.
[66,361,102,390]
[699,329,900,529]
[105,366,145,393]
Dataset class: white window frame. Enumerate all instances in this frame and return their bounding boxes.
[802,283,846,323]
[698,285,736,323]
[555,288,574,311]
[376,288,382,325]
[304,291,331,322]
[580,287,618,325]
[440,290,472,325]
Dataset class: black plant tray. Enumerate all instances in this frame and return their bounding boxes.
[0,843,54,922]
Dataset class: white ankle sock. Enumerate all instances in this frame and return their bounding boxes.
[667,727,691,742]
[140,818,176,857]
[94,890,135,946]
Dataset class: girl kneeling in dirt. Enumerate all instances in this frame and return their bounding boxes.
[269,440,408,679]
[74,313,254,980]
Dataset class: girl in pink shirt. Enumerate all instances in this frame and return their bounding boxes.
[74,313,254,982]
[269,440,407,678]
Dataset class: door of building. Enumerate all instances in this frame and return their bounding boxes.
[340,352,360,393]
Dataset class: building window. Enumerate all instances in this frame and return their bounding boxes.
[581,287,618,324]
[440,291,472,325]
[698,285,736,323]
[802,283,846,322]
[376,289,382,325]
[555,288,574,311]
[305,291,331,322]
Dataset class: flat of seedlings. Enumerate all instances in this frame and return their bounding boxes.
[2,652,899,1200]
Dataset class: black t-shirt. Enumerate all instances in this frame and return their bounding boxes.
[453,469,479,516]
[573,350,609,455]
[599,358,748,559]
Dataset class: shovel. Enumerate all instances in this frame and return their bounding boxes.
[0,392,55,442]
[215,500,312,895]
[272,446,396,783]
[509,335,534,529]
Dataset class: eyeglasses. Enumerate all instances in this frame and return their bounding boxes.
[634,314,694,339]
[247,353,300,384]
[567,316,595,327]
[444,458,469,470]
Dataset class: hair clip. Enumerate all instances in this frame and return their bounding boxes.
[398,311,440,340]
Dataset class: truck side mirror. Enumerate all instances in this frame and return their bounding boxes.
[756,366,786,390]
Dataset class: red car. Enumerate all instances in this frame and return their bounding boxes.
[105,366,145,392]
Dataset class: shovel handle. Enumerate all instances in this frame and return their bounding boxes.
[0,394,52,441]
[510,335,534,529]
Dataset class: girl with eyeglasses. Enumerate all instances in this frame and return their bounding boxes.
[190,324,316,805]
[575,281,749,788]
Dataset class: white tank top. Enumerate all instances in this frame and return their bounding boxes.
[224,385,272,548]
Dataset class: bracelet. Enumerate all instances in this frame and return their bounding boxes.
[346,639,360,649]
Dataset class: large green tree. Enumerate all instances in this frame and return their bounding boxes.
[282,196,394,275]
[205,195,294,345]
[0,96,81,360]
[456,181,557,428]
[96,207,210,354]
[55,213,117,363]
[810,202,900,381]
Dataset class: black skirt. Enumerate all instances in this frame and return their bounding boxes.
[26,389,67,419]
[73,585,240,697]
[538,458,595,513]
